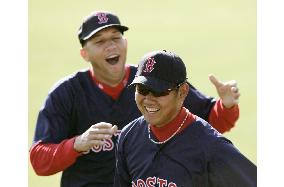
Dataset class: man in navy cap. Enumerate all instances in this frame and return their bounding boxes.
[114,50,256,187]
[30,11,240,187]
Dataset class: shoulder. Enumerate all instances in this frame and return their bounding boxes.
[190,117,232,145]
[40,69,90,109]
[183,118,234,161]
[195,117,221,135]
[48,68,89,95]
[127,64,138,81]
[128,64,138,70]
[120,116,145,136]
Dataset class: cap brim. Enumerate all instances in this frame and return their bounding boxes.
[82,24,128,40]
[129,76,175,93]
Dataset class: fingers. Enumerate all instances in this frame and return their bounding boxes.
[87,132,113,140]
[231,85,240,97]
[92,122,114,130]
[74,122,118,153]
[111,125,118,134]
[226,80,237,87]
[89,123,118,139]
[231,86,238,93]
[90,123,117,134]
[209,74,241,108]
[208,74,223,88]
[231,87,241,101]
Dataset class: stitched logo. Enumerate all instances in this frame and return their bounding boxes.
[96,13,108,24]
[143,57,156,73]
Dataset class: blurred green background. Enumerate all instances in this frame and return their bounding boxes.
[29,0,256,186]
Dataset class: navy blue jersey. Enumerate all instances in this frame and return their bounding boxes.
[32,65,216,186]
[114,116,256,187]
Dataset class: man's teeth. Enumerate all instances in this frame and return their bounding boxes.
[106,55,119,65]
[145,107,159,113]
[107,54,119,59]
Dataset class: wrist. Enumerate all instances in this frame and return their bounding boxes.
[221,101,238,110]
[222,103,234,109]
[73,136,90,154]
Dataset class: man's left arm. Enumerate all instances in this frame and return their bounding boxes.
[184,74,240,133]
[208,74,240,133]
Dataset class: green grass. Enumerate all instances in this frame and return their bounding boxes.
[29,0,256,186]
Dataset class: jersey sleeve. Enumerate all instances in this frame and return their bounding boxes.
[208,138,257,187]
[30,80,78,175]
[208,99,239,133]
[33,81,75,144]
[29,137,81,176]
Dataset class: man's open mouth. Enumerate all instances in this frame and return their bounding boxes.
[106,55,120,65]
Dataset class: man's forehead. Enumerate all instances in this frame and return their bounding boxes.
[93,27,122,38]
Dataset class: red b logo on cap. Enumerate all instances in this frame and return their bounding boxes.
[96,13,108,24]
[143,57,156,73]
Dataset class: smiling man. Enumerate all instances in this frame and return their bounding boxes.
[114,50,256,187]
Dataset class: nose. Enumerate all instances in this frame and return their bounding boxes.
[105,40,116,51]
[145,92,155,100]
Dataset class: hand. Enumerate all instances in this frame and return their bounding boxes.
[209,74,240,108]
[73,122,118,153]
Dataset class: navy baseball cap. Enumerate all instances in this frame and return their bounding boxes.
[78,11,128,46]
[130,50,188,93]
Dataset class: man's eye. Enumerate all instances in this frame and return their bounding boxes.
[113,37,122,41]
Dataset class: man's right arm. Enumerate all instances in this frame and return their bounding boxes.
[29,138,81,176]
[30,81,79,175]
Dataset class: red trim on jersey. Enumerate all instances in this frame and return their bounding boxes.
[150,107,196,142]
[208,99,239,133]
[89,65,131,100]
[29,137,81,176]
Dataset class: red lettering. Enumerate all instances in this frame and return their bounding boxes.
[103,139,114,151]
[132,181,138,187]
[91,139,115,153]
[91,144,102,152]
[137,179,146,187]
[133,177,176,187]
[157,178,167,187]
[146,177,156,187]
[168,182,177,187]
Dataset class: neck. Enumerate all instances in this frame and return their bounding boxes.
[152,108,181,128]
[151,108,183,128]
[91,67,125,87]
[148,108,191,144]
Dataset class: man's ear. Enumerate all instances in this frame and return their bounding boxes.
[180,83,189,99]
[123,36,128,47]
[80,48,89,62]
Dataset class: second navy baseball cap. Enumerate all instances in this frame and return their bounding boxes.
[78,11,128,46]
[130,50,188,93]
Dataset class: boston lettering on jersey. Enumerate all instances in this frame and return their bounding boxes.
[91,130,121,152]
[132,177,177,187]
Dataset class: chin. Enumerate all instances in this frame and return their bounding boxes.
[110,65,124,74]
[144,116,159,126]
